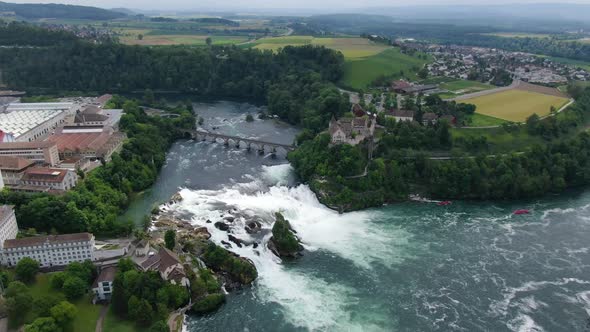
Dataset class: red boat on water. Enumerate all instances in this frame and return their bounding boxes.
[438,201,452,206]
[513,209,530,215]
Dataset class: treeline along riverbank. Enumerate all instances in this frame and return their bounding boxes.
[289,88,590,211]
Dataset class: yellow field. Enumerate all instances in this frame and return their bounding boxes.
[462,90,569,122]
[253,36,390,59]
[483,32,552,38]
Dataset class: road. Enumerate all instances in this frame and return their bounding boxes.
[95,305,109,332]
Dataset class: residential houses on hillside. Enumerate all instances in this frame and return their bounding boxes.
[420,44,590,84]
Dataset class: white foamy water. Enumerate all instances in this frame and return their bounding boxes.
[167,164,412,330]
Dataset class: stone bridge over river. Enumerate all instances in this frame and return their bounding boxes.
[182,130,296,155]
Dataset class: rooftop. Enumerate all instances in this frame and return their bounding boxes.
[0,156,35,171]
[140,247,182,275]
[0,141,57,150]
[4,232,93,249]
[389,109,415,118]
[0,205,15,223]
[423,112,438,121]
[47,128,113,152]
[21,168,70,183]
[92,266,117,288]
[5,102,74,112]
[0,110,64,138]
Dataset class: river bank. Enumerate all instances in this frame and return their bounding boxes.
[126,100,590,332]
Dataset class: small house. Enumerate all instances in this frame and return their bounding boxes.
[387,109,415,122]
[92,266,116,302]
[422,113,438,125]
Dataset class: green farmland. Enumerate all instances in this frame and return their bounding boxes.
[341,48,430,90]
[252,36,390,59]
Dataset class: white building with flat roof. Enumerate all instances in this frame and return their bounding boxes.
[3,233,95,267]
[0,110,66,142]
[0,206,18,250]
[5,102,79,115]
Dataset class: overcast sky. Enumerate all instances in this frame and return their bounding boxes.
[7,0,590,11]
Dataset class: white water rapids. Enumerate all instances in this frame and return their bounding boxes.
[164,164,413,331]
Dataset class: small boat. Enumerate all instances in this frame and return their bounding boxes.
[437,201,452,206]
[513,209,530,215]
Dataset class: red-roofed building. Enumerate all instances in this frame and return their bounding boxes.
[391,80,413,93]
[351,104,366,117]
[47,127,125,162]
[0,156,35,186]
[140,247,190,287]
[15,167,77,192]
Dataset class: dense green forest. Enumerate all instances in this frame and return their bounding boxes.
[111,258,188,329]
[289,88,590,210]
[0,1,125,20]
[0,21,79,46]
[0,22,346,132]
[0,99,194,236]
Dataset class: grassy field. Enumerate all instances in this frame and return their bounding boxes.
[120,33,248,46]
[452,126,545,153]
[103,309,138,332]
[253,36,390,59]
[467,113,507,127]
[440,80,494,93]
[341,48,430,90]
[460,89,570,122]
[24,273,102,332]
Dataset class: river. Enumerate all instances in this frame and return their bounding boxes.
[127,101,590,332]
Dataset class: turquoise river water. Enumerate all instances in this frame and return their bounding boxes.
[126,101,590,332]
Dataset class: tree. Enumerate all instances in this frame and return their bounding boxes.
[118,258,135,273]
[110,273,128,316]
[526,113,541,134]
[206,37,212,46]
[0,297,7,319]
[32,294,64,317]
[245,114,254,122]
[61,276,86,300]
[24,317,60,332]
[65,261,95,284]
[137,34,143,40]
[15,257,39,283]
[5,281,33,326]
[129,296,153,326]
[149,321,169,332]
[50,272,67,290]
[164,230,176,250]
[50,301,78,330]
[417,67,428,79]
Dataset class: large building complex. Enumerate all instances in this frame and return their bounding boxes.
[0,141,60,166]
[47,126,126,162]
[0,156,35,185]
[16,168,78,193]
[3,233,95,267]
[0,109,66,142]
